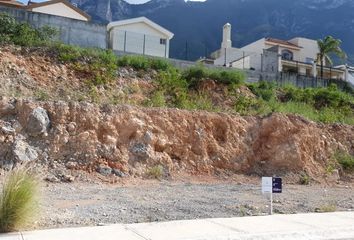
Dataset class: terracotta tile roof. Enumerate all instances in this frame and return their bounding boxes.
[266,38,301,49]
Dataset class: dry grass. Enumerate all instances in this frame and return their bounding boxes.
[0,168,39,233]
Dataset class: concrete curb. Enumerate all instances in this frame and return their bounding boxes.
[1,212,354,240]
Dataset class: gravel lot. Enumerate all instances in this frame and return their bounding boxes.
[37,180,354,229]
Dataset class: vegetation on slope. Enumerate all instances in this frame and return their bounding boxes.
[0,14,353,125]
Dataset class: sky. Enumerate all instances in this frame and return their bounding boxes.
[19,0,206,4]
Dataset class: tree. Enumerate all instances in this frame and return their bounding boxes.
[317,36,346,79]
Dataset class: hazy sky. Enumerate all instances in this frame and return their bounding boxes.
[19,0,206,4]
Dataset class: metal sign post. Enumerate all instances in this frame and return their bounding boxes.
[262,177,282,215]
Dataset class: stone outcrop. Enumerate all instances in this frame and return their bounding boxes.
[0,97,353,180]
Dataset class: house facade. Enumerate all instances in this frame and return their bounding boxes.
[0,0,90,21]
[209,23,348,81]
[107,17,174,58]
[26,0,91,21]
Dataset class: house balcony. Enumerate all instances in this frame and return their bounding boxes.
[281,59,345,80]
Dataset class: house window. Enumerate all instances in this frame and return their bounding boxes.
[281,49,294,61]
[160,38,166,45]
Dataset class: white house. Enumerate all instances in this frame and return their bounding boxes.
[208,23,347,81]
[25,0,91,21]
[107,17,174,58]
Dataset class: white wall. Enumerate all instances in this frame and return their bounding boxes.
[231,56,250,69]
[289,38,319,63]
[240,38,266,54]
[110,28,170,58]
[111,22,166,38]
[214,48,243,66]
[31,3,88,21]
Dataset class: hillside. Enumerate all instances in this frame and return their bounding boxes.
[0,44,354,184]
[69,0,354,61]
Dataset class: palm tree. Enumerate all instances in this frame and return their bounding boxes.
[317,36,346,79]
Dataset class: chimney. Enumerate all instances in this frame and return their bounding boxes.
[221,23,232,49]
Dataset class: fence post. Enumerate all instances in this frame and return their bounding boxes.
[243,51,245,69]
[224,48,227,67]
[143,34,146,55]
[124,31,127,52]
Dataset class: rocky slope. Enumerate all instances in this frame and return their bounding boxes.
[1,98,353,182]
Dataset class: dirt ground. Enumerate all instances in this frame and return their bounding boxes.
[36,177,354,229]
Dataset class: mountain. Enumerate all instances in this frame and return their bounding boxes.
[69,0,354,62]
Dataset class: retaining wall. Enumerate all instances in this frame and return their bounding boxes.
[0,6,107,49]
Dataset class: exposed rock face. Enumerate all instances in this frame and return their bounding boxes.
[0,97,353,179]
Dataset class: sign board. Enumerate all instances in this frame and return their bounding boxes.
[262,177,272,193]
[272,177,282,193]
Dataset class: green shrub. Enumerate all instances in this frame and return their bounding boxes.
[156,68,190,108]
[150,58,172,71]
[234,96,261,115]
[209,69,245,85]
[146,91,166,107]
[0,13,57,46]
[335,151,354,171]
[117,55,172,71]
[248,81,276,101]
[187,92,216,111]
[0,169,39,233]
[53,44,118,85]
[182,65,208,88]
[281,84,353,110]
[182,66,245,88]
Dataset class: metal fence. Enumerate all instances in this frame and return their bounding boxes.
[110,30,169,58]
[245,70,353,91]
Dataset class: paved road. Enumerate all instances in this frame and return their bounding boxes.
[2,212,354,240]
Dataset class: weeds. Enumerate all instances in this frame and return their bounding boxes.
[117,55,172,71]
[299,173,310,185]
[147,165,164,179]
[334,151,354,171]
[0,169,39,233]
[34,90,50,101]
[316,204,337,213]
[146,91,166,107]
[182,65,245,88]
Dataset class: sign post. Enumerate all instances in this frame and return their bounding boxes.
[262,177,282,215]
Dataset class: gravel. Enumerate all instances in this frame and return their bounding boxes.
[37,181,354,229]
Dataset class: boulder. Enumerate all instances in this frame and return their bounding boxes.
[27,107,50,136]
[12,139,38,163]
[97,164,112,176]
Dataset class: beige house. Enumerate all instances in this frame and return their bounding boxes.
[26,0,90,21]
[0,0,90,21]
[209,23,346,81]
[107,17,174,58]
